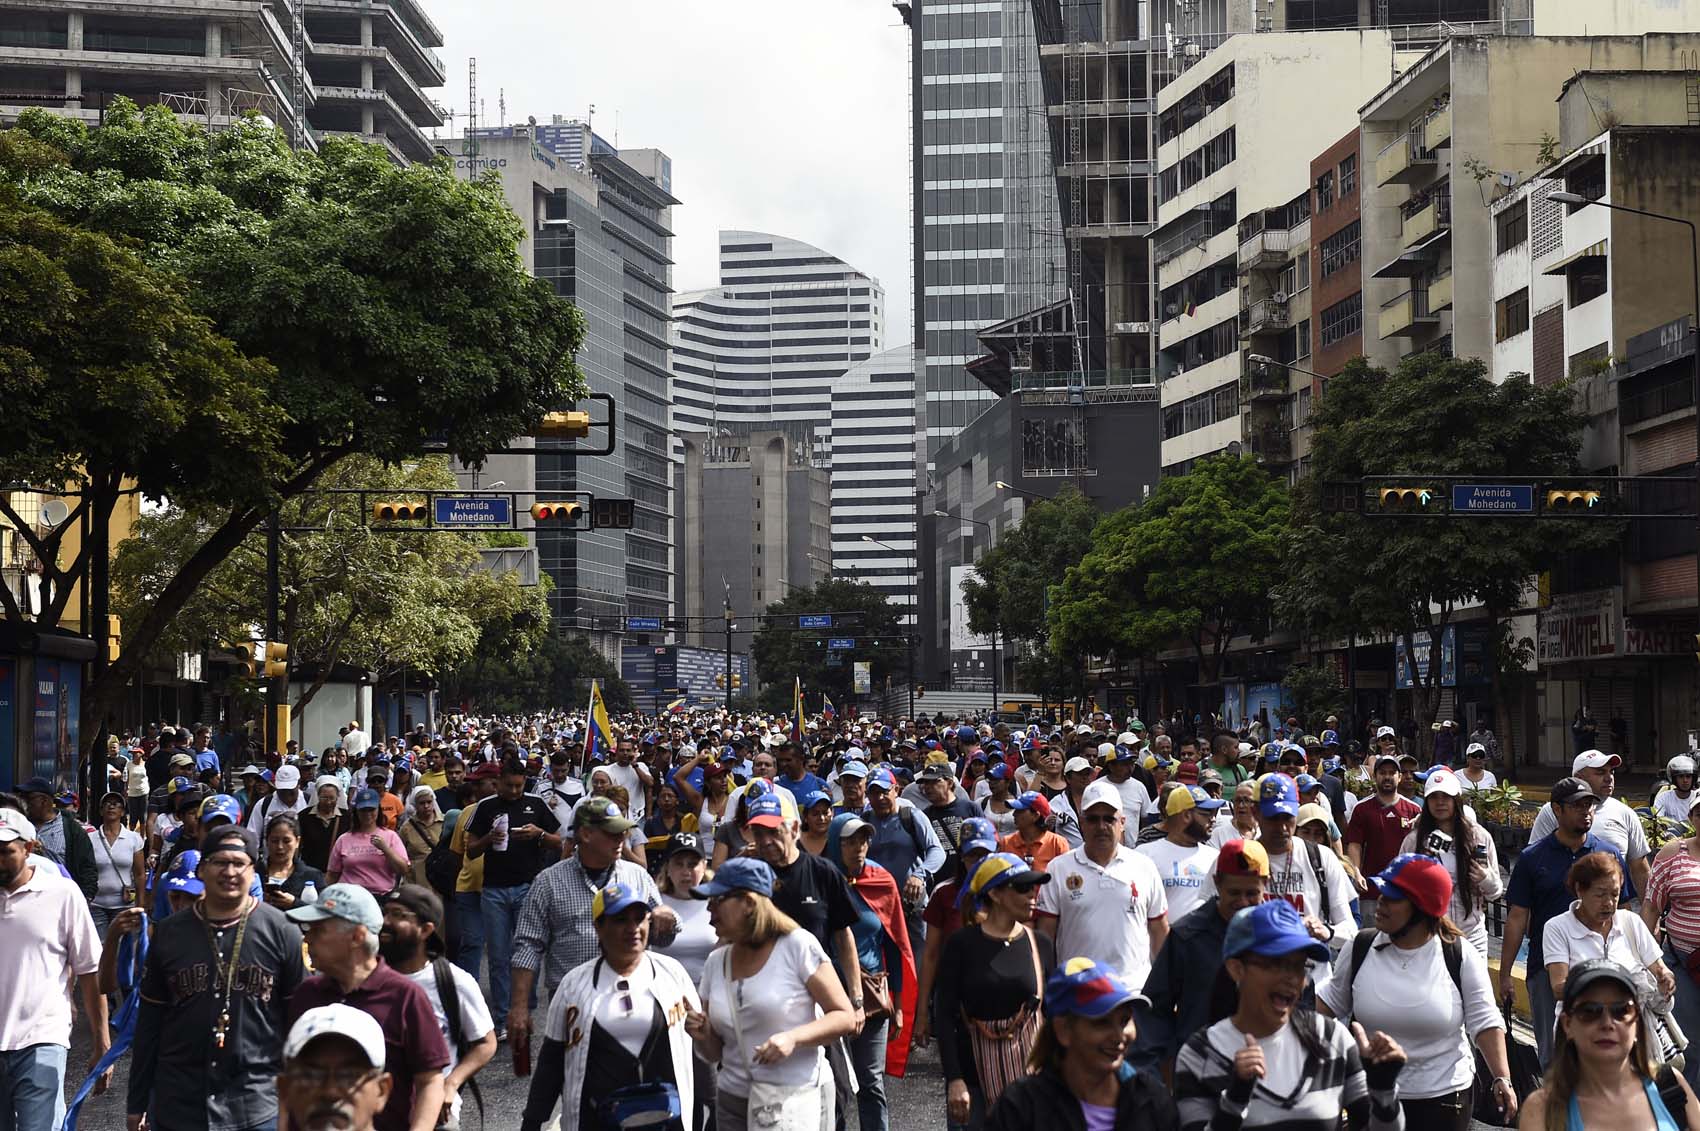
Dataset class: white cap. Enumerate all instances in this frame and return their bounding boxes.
[1424,768,1462,798]
[1375,726,1397,740]
[285,1004,386,1067]
[1118,732,1138,746]
[1080,778,1123,815]
[274,765,302,789]
[1465,743,1487,757]
[1573,749,1622,773]
[0,809,37,844]
[1064,756,1093,774]
[1096,742,1118,760]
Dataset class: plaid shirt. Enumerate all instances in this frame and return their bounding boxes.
[511,855,660,997]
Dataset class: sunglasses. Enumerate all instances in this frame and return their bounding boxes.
[1568,999,1636,1024]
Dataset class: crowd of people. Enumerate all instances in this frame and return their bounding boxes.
[6,705,1700,1130]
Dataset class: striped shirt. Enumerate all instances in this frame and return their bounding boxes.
[1650,849,1700,952]
[1174,1013,1404,1131]
[511,855,659,999]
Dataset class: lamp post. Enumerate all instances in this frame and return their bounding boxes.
[994,479,1052,502]
[1245,353,1329,383]
[860,534,916,718]
[934,509,1002,712]
[1549,191,1700,637]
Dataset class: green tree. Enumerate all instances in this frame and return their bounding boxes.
[752,578,906,708]
[1275,353,1612,751]
[442,632,633,716]
[0,103,585,751]
[1050,455,1290,684]
[1280,663,1346,733]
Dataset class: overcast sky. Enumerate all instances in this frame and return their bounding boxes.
[427,1,914,344]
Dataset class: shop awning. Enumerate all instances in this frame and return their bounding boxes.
[1371,230,1450,278]
[1542,239,1607,275]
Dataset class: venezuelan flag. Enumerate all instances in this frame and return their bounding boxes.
[587,679,615,760]
[822,694,836,720]
[793,676,804,742]
[664,696,687,713]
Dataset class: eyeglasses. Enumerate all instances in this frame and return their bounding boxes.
[1569,999,1636,1025]
[1241,953,1311,977]
[287,1065,383,1092]
[1279,759,1305,769]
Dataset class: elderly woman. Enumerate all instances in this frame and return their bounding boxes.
[1546,851,1674,1026]
[297,775,348,873]
[398,785,442,886]
[1210,780,1262,848]
[519,881,706,1131]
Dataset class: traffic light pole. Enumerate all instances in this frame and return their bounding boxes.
[723,606,734,712]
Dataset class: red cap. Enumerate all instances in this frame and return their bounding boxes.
[1372,853,1454,919]
[1174,761,1200,784]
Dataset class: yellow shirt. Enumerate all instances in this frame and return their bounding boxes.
[451,801,485,893]
[419,769,448,791]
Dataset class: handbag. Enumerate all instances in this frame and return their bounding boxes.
[725,949,826,1129]
[860,968,895,1023]
[960,925,1045,1107]
[1470,1001,1541,1126]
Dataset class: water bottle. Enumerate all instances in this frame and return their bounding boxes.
[300,881,318,905]
[493,813,510,852]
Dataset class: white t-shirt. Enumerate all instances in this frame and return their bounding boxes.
[1457,769,1499,793]
[1107,775,1153,843]
[1208,819,1260,849]
[1317,932,1503,1099]
[1541,905,1663,985]
[538,779,585,831]
[603,761,649,826]
[125,761,150,798]
[1529,795,1651,862]
[659,894,718,988]
[407,960,494,1123]
[1037,846,1168,989]
[1263,843,1358,946]
[592,955,661,1057]
[699,930,830,1094]
[1655,786,1695,827]
[1135,839,1219,924]
[91,827,143,908]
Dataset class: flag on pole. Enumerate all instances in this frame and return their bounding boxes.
[822,694,836,721]
[664,696,687,713]
[793,676,804,742]
[587,679,614,761]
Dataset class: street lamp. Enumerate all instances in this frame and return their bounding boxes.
[1246,353,1328,382]
[993,480,1050,501]
[861,534,917,719]
[1548,190,1700,625]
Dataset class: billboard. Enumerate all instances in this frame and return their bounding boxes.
[948,564,994,652]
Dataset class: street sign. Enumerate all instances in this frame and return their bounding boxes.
[828,637,856,650]
[1450,484,1535,515]
[626,617,661,631]
[799,615,833,629]
[433,496,512,526]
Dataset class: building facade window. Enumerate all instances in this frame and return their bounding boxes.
[1495,200,1528,255]
[1319,221,1360,278]
[1161,382,1241,439]
[1319,294,1362,346]
[1495,287,1530,341]
[1315,170,1335,212]
[1338,153,1357,198]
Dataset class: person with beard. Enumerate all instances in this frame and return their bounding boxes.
[127,825,307,1131]
[278,1005,394,1131]
[286,883,449,1131]
[1137,784,1224,924]
[378,886,496,1131]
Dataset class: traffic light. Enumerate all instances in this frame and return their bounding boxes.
[715,673,744,688]
[263,642,288,679]
[591,497,636,529]
[1320,481,1361,514]
[531,501,583,522]
[371,500,428,522]
[105,614,121,663]
[536,410,592,440]
[1377,486,1437,512]
[1546,489,1604,513]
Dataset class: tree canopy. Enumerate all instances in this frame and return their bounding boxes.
[752,578,907,709]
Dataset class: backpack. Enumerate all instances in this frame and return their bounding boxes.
[431,957,484,1129]
[1303,839,1334,928]
[1347,926,1462,995]
[424,808,465,896]
[1657,1062,1691,1131]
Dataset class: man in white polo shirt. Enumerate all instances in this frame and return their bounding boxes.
[0,808,107,1131]
[1036,778,1169,988]
[1528,749,1652,897]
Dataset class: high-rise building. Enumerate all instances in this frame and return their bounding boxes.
[0,0,445,162]
[455,124,679,655]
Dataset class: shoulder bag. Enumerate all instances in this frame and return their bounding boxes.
[725,946,824,1129]
[960,925,1045,1107]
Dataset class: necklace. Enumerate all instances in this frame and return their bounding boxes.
[202,898,253,1052]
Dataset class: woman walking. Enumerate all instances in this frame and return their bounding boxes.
[686,857,856,1131]
[326,787,409,895]
[398,785,442,885]
[1648,805,1700,1088]
[260,812,325,910]
[1318,853,1515,1128]
[1210,780,1262,848]
[1521,958,1700,1129]
[297,775,348,873]
[91,791,145,935]
[1398,768,1503,956]
[1545,852,1674,1024]
[799,791,834,857]
[934,853,1056,1129]
[657,831,718,986]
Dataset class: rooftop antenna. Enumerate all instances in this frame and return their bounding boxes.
[498,87,505,127]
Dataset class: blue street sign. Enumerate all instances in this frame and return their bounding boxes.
[799,614,833,629]
[626,617,662,631]
[1450,484,1535,515]
[433,496,512,526]
[828,637,856,650]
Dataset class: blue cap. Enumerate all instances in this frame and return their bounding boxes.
[1258,774,1300,818]
[693,856,775,899]
[200,794,243,826]
[163,850,205,895]
[1044,956,1146,1018]
[352,788,382,810]
[721,746,740,762]
[988,762,1011,781]
[967,749,988,763]
[1261,743,1284,764]
[592,881,650,921]
[867,768,897,792]
[1321,730,1340,747]
[1294,774,1320,793]
[838,760,869,780]
[1322,757,1344,774]
[170,776,196,794]
[959,816,998,856]
[1222,900,1331,963]
[799,789,832,811]
[956,726,980,743]
[745,791,787,828]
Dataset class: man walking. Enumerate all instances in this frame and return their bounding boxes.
[0,809,107,1131]
[246,764,309,833]
[1526,750,1652,897]
[1344,752,1421,912]
[1137,784,1223,924]
[16,778,96,901]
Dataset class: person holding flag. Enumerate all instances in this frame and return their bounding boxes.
[792,676,805,744]
[584,680,616,765]
[823,695,837,723]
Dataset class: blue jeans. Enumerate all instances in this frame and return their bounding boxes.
[1667,942,1700,1091]
[453,890,484,983]
[1527,966,1556,1069]
[481,882,532,1029]
[0,1044,66,1131]
[848,1019,889,1131]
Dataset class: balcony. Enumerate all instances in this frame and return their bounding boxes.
[1377,131,1439,186]
[1379,288,1439,339]
[1402,193,1451,247]
[1240,298,1291,338]
[1154,215,1215,267]
[1238,227,1291,270]
[1241,359,1289,403]
[1423,107,1451,151]
[1248,425,1293,464]
[1427,272,1453,312]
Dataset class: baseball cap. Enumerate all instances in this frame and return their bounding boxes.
[693,856,775,899]
[1223,899,1330,963]
[200,794,244,826]
[578,797,638,833]
[1258,774,1299,818]
[351,788,382,810]
[1044,956,1146,1018]
[1372,752,1401,770]
[1296,802,1332,830]
[836,814,874,841]
[1117,731,1139,746]
[1200,768,1224,788]
[163,849,204,895]
[169,753,195,768]
[1321,730,1340,747]
[964,852,1052,904]
[987,762,1011,781]
[285,1004,387,1069]
[1375,726,1397,740]
[1175,761,1200,784]
[1423,768,1462,797]
[1079,778,1123,815]
[958,816,998,857]
[1372,853,1453,919]
[662,831,705,860]
[1095,741,1120,763]
[745,790,797,829]
[917,763,953,783]
[1466,743,1488,758]
[17,776,53,796]
[0,809,37,844]
[1561,957,1641,1007]
[1573,749,1622,773]
[799,789,832,811]
[1010,791,1053,820]
[1294,773,1320,793]
[866,768,897,793]
[838,760,869,780]
[1216,838,1270,878]
[1142,753,1174,772]
[238,764,264,777]
[1063,756,1093,775]
[1165,784,1224,817]
[274,765,301,790]
[1550,776,1601,807]
[956,725,980,744]
[380,884,445,937]
[467,762,500,781]
[287,881,383,934]
[199,825,259,862]
[592,881,650,921]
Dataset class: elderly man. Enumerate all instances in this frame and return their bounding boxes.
[1526,749,1652,897]
[278,1005,393,1131]
[287,883,449,1131]
[14,778,96,901]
